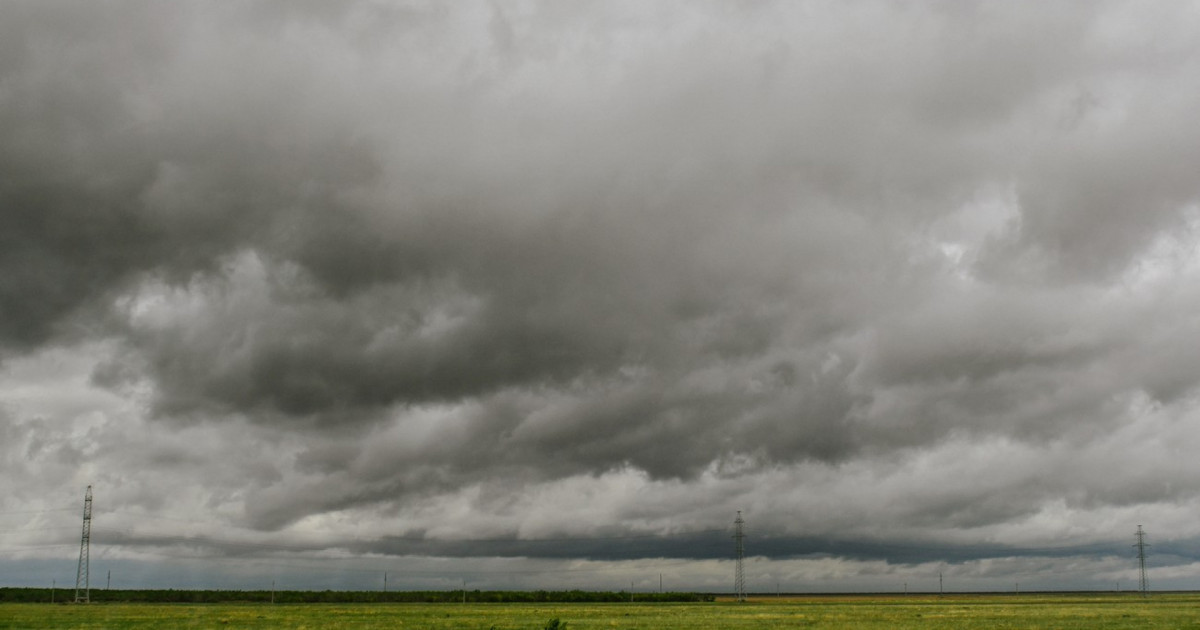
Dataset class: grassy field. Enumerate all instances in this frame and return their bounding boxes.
[2,593,1199,629]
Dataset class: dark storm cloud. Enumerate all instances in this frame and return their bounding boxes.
[0,0,377,349]
[4,1,1200,579]
[100,523,1182,568]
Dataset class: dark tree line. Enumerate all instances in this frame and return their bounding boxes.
[0,587,714,604]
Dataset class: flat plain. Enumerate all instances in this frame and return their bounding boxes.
[3,593,1200,629]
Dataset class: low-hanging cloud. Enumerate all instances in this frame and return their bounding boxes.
[4,0,1200,589]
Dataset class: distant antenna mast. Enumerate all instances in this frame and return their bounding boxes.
[1134,525,1150,598]
[74,485,93,603]
[733,511,746,602]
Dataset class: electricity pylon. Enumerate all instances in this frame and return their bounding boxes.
[733,511,746,602]
[1134,525,1149,598]
[74,485,92,603]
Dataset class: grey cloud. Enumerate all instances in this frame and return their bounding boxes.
[5,0,1200,584]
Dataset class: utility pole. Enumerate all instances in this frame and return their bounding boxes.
[1134,525,1150,598]
[74,485,92,604]
[733,511,746,602]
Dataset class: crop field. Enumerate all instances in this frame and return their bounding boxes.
[3,593,1200,629]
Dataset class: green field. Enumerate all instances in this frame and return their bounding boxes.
[3,594,1200,629]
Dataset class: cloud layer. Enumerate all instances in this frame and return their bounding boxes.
[4,0,1200,590]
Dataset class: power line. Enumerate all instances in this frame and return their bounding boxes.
[53,542,708,580]
[0,501,1186,592]
[67,519,732,560]
[5,505,1146,560]
[0,543,77,552]
[0,508,75,517]
[0,526,80,534]
[94,510,727,544]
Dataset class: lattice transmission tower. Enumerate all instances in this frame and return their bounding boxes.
[75,485,93,603]
[1134,525,1150,598]
[733,511,746,602]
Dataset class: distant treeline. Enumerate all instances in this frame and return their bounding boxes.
[0,587,714,604]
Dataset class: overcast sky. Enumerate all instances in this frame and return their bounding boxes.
[4,0,1200,593]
